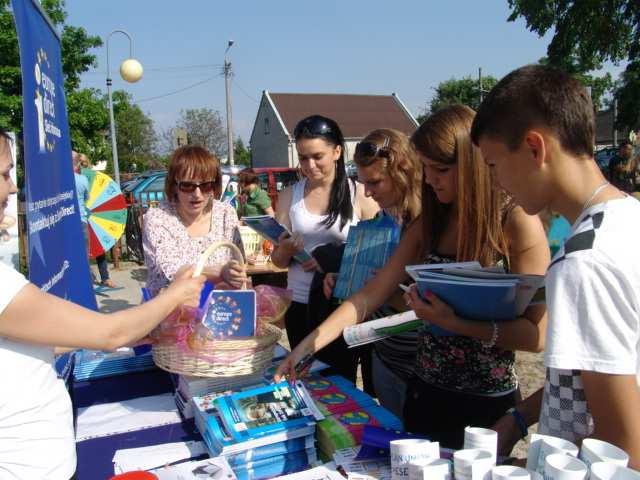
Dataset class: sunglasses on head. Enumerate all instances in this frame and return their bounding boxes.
[176,180,215,194]
[355,136,391,159]
[293,117,336,139]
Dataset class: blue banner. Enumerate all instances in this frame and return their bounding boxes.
[12,0,97,376]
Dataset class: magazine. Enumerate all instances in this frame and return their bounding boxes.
[405,262,545,335]
[242,215,313,263]
[342,311,419,347]
[200,289,256,338]
[333,215,401,300]
[215,381,323,442]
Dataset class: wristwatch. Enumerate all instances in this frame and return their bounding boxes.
[507,407,528,439]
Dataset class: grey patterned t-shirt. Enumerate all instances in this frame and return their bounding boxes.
[538,368,594,443]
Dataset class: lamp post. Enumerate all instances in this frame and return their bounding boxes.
[224,40,235,166]
[106,29,143,185]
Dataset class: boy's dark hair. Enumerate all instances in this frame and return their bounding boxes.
[470,64,595,158]
[238,170,259,186]
[619,140,632,149]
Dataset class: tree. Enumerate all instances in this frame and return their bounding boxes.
[507,0,640,130]
[174,107,227,157]
[0,0,102,133]
[234,138,251,166]
[111,91,158,173]
[423,74,499,119]
[66,88,109,162]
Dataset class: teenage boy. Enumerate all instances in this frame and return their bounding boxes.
[470,64,640,469]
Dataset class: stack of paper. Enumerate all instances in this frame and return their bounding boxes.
[73,348,155,381]
[192,381,323,480]
[405,261,545,336]
[305,376,402,459]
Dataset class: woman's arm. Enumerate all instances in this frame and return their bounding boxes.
[354,183,380,220]
[406,206,549,352]
[274,219,423,380]
[0,269,205,351]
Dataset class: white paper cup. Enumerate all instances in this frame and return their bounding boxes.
[589,462,640,480]
[527,434,578,476]
[465,427,499,460]
[544,453,588,480]
[408,457,451,480]
[390,439,440,480]
[579,439,629,468]
[491,465,531,480]
[454,448,495,479]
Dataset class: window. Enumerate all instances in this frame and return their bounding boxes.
[264,117,270,135]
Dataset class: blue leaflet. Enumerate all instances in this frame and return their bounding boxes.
[201,289,256,338]
[242,215,313,263]
[334,215,401,300]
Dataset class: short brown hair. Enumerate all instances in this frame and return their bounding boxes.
[165,145,221,201]
[238,170,259,186]
[470,64,595,158]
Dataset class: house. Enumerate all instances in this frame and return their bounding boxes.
[249,91,419,168]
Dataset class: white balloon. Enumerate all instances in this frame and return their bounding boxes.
[119,58,143,83]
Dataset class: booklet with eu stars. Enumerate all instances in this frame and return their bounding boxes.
[405,261,545,336]
[214,380,323,443]
[242,215,313,263]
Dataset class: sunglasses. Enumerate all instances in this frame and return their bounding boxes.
[293,117,336,139]
[355,136,391,160]
[176,180,215,194]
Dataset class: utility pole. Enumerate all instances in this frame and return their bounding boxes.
[479,67,484,104]
[224,40,235,166]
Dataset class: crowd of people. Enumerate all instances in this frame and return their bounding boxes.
[1,63,640,478]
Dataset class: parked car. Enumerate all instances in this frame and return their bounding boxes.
[595,146,618,171]
[123,170,167,204]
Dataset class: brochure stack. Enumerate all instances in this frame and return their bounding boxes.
[192,381,323,480]
[302,375,403,460]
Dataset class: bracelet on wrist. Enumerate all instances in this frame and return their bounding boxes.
[507,407,528,439]
[480,320,498,349]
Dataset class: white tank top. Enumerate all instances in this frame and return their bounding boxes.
[287,179,358,303]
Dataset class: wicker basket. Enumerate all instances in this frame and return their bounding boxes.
[152,241,282,377]
[239,225,262,256]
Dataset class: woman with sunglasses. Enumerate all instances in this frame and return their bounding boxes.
[143,145,246,298]
[322,128,422,419]
[276,105,549,448]
[0,129,205,479]
[270,115,378,352]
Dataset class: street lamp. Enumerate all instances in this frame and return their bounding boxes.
[224,40,234,166]
[106,29,143,185]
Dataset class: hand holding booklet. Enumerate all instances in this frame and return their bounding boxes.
[405,261,545,335]
[242,215,313,264]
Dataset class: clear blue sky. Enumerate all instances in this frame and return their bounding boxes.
[66,0,624,145]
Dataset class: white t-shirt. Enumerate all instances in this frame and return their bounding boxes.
[287,179,358,303]
[539,196,640,442]
[0,263,76,479]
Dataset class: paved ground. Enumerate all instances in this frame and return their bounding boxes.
[92,261,147,313]
[96,261,544,458]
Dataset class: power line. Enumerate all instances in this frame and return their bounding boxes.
[134,75,218,103]
[83,63,223,75]
[232,78,259,104]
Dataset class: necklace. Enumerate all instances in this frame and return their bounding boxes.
[581,181,610,212]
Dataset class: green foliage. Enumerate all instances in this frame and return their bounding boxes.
[111,90,158,174]
[428,75,499,114]
[67,88,109,161]
[234,138,251,166]
[0,0,101,133]
[508,0,640,129]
